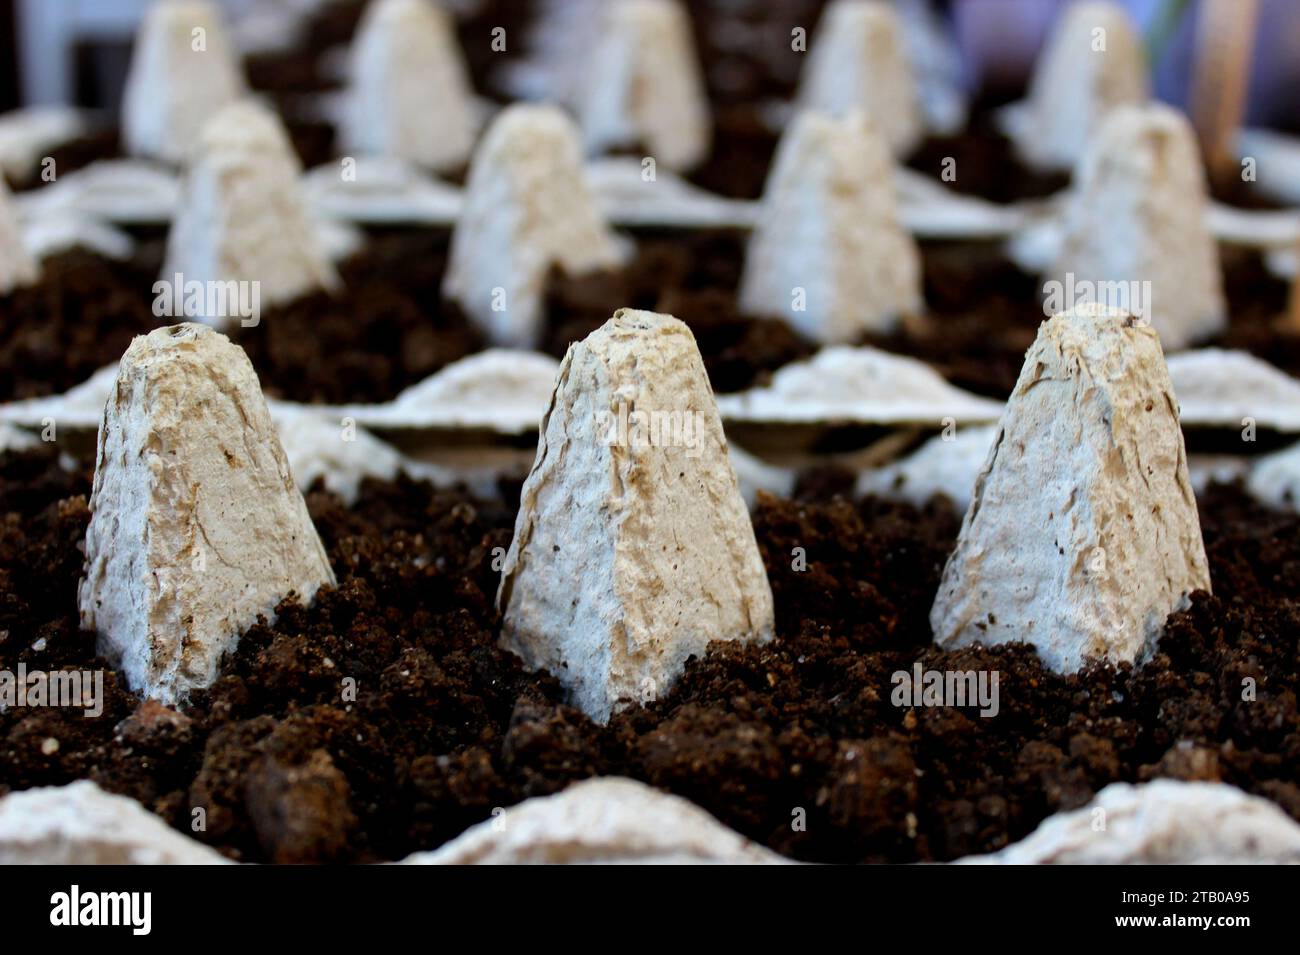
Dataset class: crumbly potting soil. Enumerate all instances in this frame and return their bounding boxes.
[1,445,1297,863]
[6,227,1293,407]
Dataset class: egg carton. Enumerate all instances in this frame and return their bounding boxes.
[3,0,1300,867]
[4,774,1300,865]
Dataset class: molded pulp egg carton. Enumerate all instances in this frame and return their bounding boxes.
[3,0,1300,865]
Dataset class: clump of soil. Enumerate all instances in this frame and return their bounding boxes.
[1,444,1298,864]
[0,250,161,401]
[227,230,483,405]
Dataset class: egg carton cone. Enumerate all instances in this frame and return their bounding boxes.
[497,309,774,722]
[739,110,923,343]
[1001,1,1149,173]
[338,0,479,174]
[442,104,627,349]
[161,99,341,330]
[796,1,925,158]
[931,304,1211,674]
[1046,103,1226,351]
[121,0,247,163]
[575,0,711,173]
[77,325,337,704]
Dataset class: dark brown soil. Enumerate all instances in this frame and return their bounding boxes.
[227,230,483,405]
[229,227,1300,406]
[1213,244,1300,370]
[869,242,1297,400]
[866,223,1293,396]
[1,443,1297,864]
[0,230,482,405]
[230,228,816,404]
[4,230,1294,407]
[0,249,161,401]
[541,229,815,394]
[907,117,1071,204]
[0,228,815,405]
